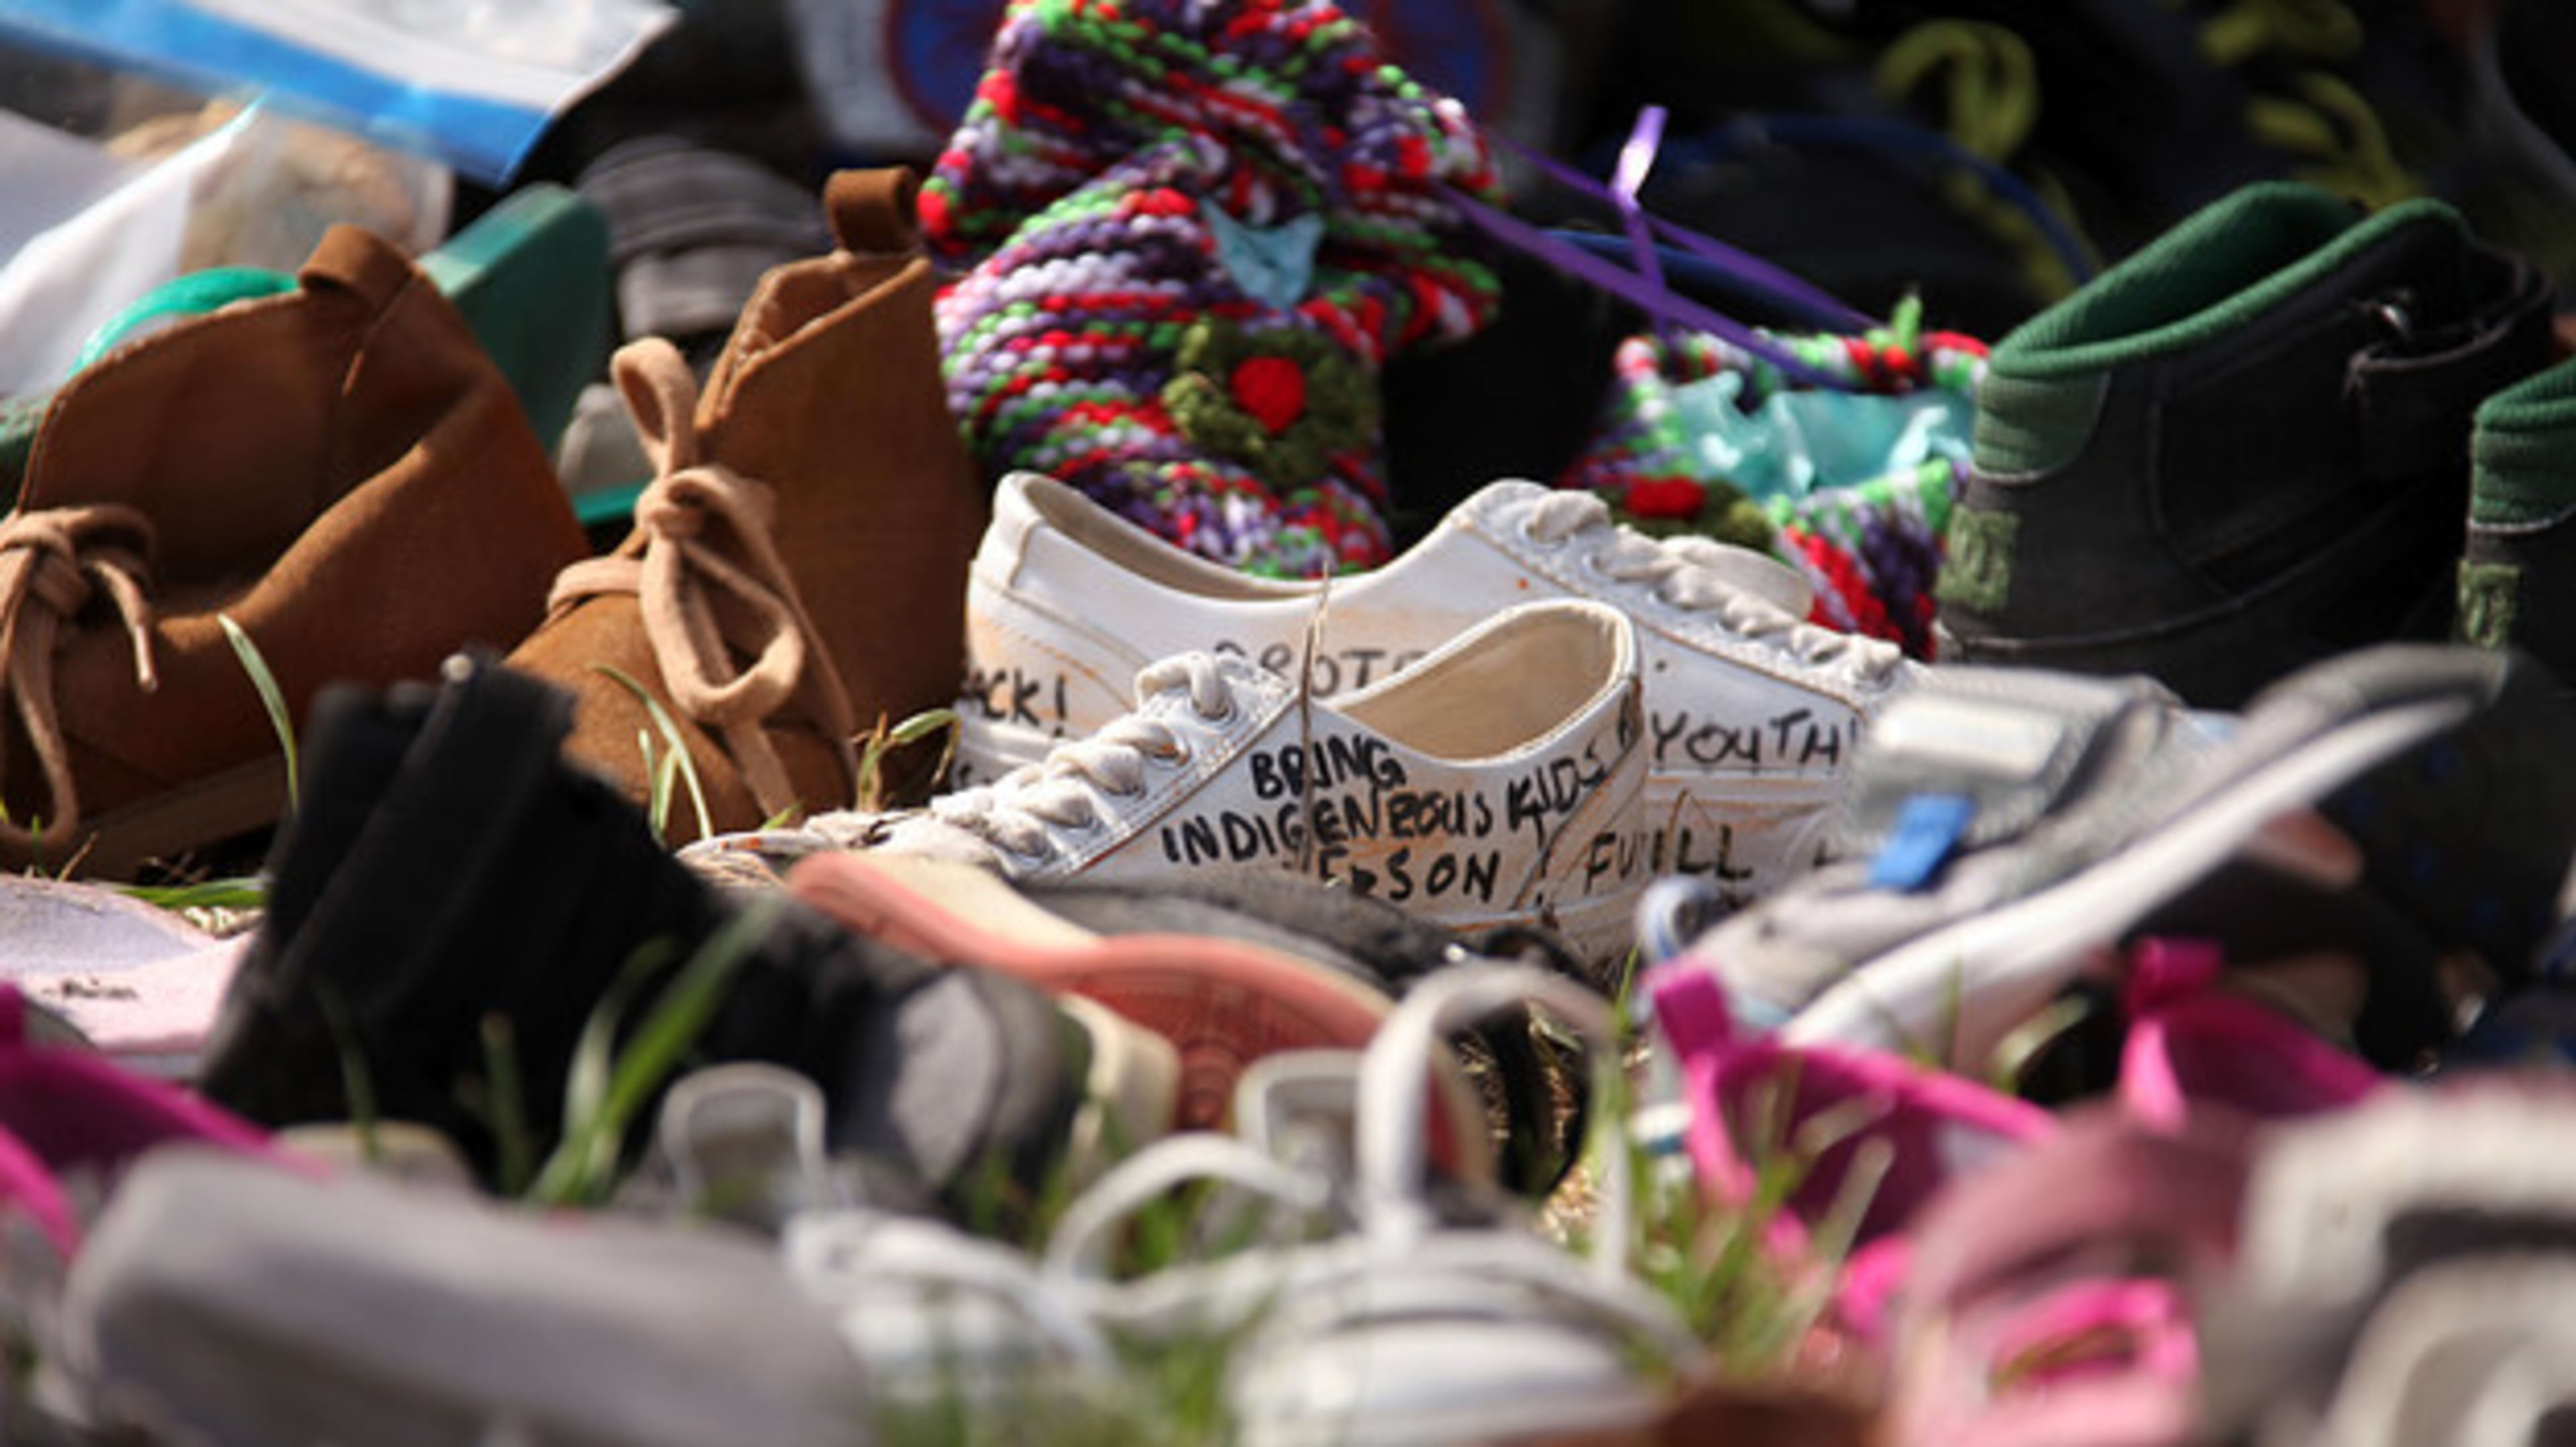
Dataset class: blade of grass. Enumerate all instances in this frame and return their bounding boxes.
[855,707,961,812]
[1986,992,2098,1093]
[217,614,297,813]
[480,1014,535,1198]
[313,983,381,1167]
[529,894,785,1207]
[592,663,713,841]
[113,876,268,913]
[545,939,678,1200]
[638,727,674,838]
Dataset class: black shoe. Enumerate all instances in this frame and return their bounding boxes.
[1935,182,2553,706]
[199,655,1129,1218]
[2458,357,2576,686]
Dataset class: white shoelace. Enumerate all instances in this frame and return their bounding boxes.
[787,1211,1119,1375]
[1040,965,1702,1366]
[926,653,1240,861]
[1511,489,1906,686]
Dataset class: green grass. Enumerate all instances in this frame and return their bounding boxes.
[529,895,784,1209]
[314,983,384,1168]
[594,663,716,841]
[856,707,962,814]
[113,875,268,912]
[217,614,297,814]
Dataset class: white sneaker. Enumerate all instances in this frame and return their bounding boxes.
[1043,964,1701,1447]
[958,472,1917,906]
[692,599,1652,977]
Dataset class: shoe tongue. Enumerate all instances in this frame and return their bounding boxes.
[1834,669,2184,886]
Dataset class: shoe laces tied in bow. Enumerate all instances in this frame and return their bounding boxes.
[1511,488,1905,686]
[0,504,159,855]
[547,339,860,821]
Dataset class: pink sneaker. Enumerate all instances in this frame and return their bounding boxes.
[1885,1107,2254,1447]
[2117,936,2384,1132]
[1645,963,2054,1341]
[0,983,280,1255]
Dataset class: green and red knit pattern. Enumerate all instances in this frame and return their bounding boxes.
[923,0,1503,578]
[1558,317,1987,659]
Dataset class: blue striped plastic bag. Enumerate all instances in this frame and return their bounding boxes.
[0,0,674,182]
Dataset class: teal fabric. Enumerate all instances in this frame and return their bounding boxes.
[1665,369,1973,506]
[1206,208,1324,312]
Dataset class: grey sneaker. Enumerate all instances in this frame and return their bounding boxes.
[2200,1083,2576,1446]
[61,1150,874,1447]
[1683,643,2576,1071]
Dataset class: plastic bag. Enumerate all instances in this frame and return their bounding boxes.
[0,101,449,396]
[0,0,676,181]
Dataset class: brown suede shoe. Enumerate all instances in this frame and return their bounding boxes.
[0,227,588,877]
[509,168,985,841]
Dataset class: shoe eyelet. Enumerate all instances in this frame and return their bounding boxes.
[1193,696,1238,727]
[1517,518,1570,550]
[994,838,1051,869]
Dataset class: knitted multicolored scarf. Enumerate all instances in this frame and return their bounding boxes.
[922,0,1504,578]
[1559,309,1988,659]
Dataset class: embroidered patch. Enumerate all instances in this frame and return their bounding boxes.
[2457,559,2521,649]
[1936,506,2019,614]
[1163,318,1376,490]
[1207,208,1324,312]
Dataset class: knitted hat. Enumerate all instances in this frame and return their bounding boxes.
[1557,309,1988,659]
[921,0,1504,577]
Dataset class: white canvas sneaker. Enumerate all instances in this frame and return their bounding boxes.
[690,599,1652,978]
[957,472,1917,906]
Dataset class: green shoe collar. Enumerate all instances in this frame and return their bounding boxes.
[2472,359,2576,528]
[1992,182,2463,381]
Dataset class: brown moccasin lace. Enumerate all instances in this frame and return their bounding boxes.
[0,503,159,855]
[547,338,860,819]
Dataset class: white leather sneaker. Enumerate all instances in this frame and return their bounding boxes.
[692,599,1652,977]
[957,472,1916,906]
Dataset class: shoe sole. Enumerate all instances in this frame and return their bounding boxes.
[787,854,1490,1176]
[1780,691,2479,1069]
[5,755,286,877]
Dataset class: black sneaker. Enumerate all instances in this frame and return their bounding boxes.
[1935,181,2553,706]
[197,655,1159,1217]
